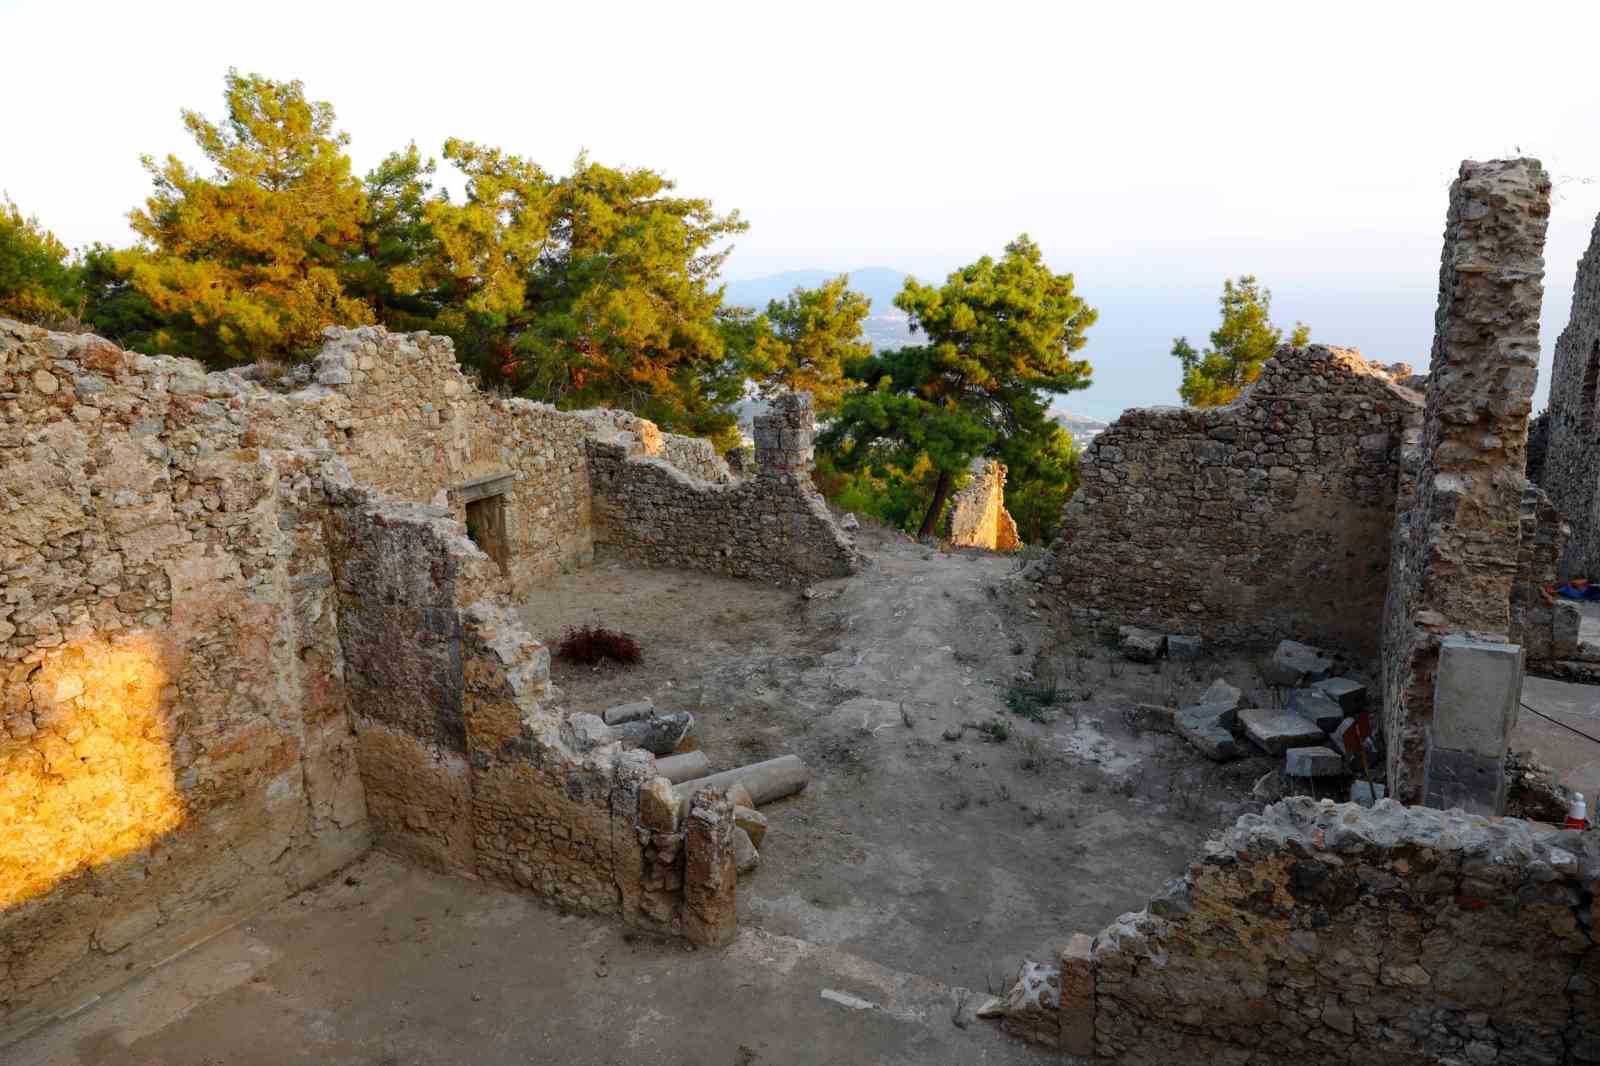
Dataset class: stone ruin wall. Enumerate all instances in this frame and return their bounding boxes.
[998,798,1599,1064]
[0,318,819,1038]
[946,459,1021,551]
[587,392,860,583]
[1030,345,1422,657]
[324,492,732,938]
[1382,158,1551,805]
[1544,212,1600,582]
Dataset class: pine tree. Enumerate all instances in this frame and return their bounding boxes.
[1172,276,1309,406]
[821,236,1096,538]
[123,70,372,363]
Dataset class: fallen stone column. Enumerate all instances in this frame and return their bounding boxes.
[672,754,810,808]
[654,750,710,784]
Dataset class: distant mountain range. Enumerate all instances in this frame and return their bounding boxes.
[1052,411,1109,446]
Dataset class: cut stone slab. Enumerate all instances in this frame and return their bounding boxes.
[612,712,696,755]
[1197,679,1242,716]
[1173,679,1244,761]
[1263,640,1334,687]
[1125,703,1177,735]
[1167,635,1203,661]
[1432,636,1524,759]
[1289,688,1345,734]
[1285,746,1344,778]
[1119,625,1166,663]
[602,699,655,726]
[1310,676,1367,715]
[1238,707,1328,755]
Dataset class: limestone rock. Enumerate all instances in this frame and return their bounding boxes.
[733,804,767,849]
[726,781,754,811]
[732,826,760,875]
[1119,626,1166,663]
[1000,959,1062,1049]
[840,512,860,531]
[1263,640,1334,687]
[1239,707,1327,755]
[1285,746,1343,778]
[1310,676,1366,714]
[1125,703,1177,735]
[1167,634,1203,661]
[1173,679,1244,760]
[1288,688,1345,733]
[640,776,678,831]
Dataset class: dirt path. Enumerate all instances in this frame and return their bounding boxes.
[519,524,1274,988]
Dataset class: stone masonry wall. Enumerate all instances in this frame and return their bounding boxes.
[1,319,779,1039]
[1002,799,1599,1064]
[1382,159,1551,805]
[946,459,1022,551]
[1030,345,1421,656]
[588,392,860,583]
[0,323,370,1043]
[323,494,729,938]
[1511,484,1569,663]
[1544,212,1600,581]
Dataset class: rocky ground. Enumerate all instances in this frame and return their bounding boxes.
[519,522,1287,986]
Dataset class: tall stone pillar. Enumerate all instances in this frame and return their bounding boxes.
[1382,158,1551,806]
[752,392,815,475]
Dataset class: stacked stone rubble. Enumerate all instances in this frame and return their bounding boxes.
[1030,345,1421,655]
[1382,158,1551,805]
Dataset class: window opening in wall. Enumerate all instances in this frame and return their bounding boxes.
[1584,340,1600,437]
[465,493,510,574]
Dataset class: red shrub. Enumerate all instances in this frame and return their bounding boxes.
[556,625,642,666]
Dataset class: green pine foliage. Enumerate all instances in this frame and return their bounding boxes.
[819,236,1095,539]
[1173,276,1309,406]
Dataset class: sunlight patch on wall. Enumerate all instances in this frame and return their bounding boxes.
[1,633,183,910]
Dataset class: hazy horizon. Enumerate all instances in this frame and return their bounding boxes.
[5,0,1598,422]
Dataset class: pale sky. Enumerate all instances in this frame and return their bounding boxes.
[5,0,1600,419]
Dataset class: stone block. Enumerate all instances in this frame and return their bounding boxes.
[732,826,760,875]
[1288,688,1345,733]
[1058,934,1094,1057]
[639,776,678,832]
[1197,678,1242,717]
[1166,635,1203,660]
[1432,637,1523,759]
[1119,625,1166,663]
[1285,746,1343,778]
[1239,707,1328,755]
[1263,640,1334,687]
[1125,703,1177,735]
[1422,745,1508,816]
[733,805,767,848]
[1310,676,1366,714]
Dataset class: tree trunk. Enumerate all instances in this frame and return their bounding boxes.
[917,469,955,540]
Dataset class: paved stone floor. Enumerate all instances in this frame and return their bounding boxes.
[1519,673,1600,802]
[9,853,1049,1066]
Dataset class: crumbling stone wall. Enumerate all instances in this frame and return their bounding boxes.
[323,493,728,937]
[1001,798,1599,1064]
[0,323,370,1041]
[1545,212,1600,582]
[946,459,1021,551]
[1511,484,1569,663]
[1029,345,1421,655]
[1382,158,1551,805]
[2,319,789,1039]
[588,392,859,583]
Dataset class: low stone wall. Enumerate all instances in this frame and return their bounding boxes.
[587,393,860,583]
[1029,345,1420,656]
[946,459,1021,551]
[1000,799,1599,1064]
